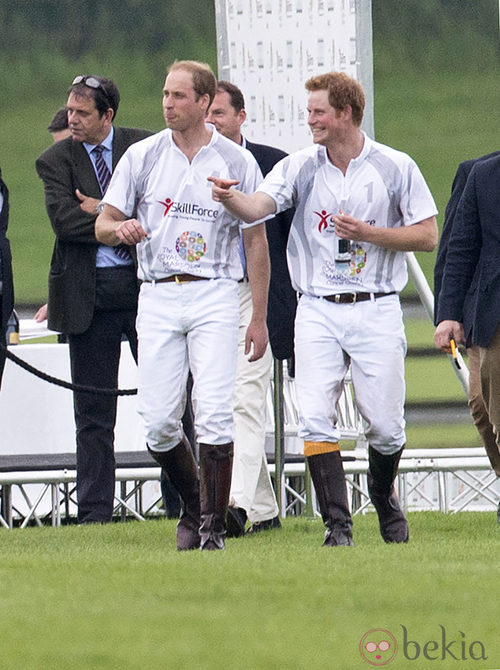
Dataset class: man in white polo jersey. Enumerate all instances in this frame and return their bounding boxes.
[210,71,438,546]
[96,60,269,551]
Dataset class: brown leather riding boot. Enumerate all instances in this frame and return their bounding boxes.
[307,450,353,546]
[199,442,233,551]
[148,438,200,550]
[367,446,409,543]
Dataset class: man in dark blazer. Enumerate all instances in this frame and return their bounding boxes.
[0,168,14,388]
[435,152,500,522]
[206,80,297,534]
[434,153,500,511]
[36,75,152,523]
[434,152,500,309]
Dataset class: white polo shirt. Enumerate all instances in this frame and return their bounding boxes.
[103,126,263,282]
[258,133,437,296]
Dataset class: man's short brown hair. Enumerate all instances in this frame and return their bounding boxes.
[68,75,120,120]
[217,81,245,113]
[305,72,365,126]
[168,60,217,107]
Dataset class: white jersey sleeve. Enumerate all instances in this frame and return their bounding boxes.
[256,149,310,214]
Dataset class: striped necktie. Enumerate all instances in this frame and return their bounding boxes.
[93,145,111,195]
[93,145,131,261]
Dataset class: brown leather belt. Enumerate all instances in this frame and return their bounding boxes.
[323,291,396,304]
[142,274,209,285]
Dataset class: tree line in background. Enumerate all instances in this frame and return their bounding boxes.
[0,0,497,88]
[0,0,216,59]
[0,0,217,104]
[372,0,498,76]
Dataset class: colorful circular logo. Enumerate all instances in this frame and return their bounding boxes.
[349,244,367,276]
[175,230,206,263]
[359,629,398,666]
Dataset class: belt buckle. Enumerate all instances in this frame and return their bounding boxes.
[335,293,356,303]
[174,275,189,285]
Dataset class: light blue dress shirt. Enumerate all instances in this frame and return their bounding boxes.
[83,128,132,267]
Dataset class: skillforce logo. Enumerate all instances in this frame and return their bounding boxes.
[314,209,333,232]
[314,208,377,234]
[359,626,487,665]
[158,197,218,219]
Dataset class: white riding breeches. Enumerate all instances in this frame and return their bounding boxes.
[137,279,239,451]
[294,294,407,455]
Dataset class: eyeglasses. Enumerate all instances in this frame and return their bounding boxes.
[365,640,391,654]
[71,75,107,95]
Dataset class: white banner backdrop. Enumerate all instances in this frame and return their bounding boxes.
[215,0,373,153]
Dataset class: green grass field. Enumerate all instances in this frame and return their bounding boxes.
[374,70,500,288]
[0,514,498,669]
[1,5,499,669]
[404,317,463,399]
[402,316,478,451]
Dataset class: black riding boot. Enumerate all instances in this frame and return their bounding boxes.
[367,446,409,543]
[148,438,200,550]
[307,450,353,546]
[199,443,233,551]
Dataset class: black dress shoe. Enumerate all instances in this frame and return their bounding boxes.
[226,506,247,537]
[497,501,500,525]
[245,515,281,534]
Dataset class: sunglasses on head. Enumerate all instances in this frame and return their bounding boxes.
[71,75,107,95]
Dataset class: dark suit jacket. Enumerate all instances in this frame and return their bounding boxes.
[0,168,14,337]
[434,151,500,326]
[35,127,152,334]
[437,153,500,347]
[245,140,297,360]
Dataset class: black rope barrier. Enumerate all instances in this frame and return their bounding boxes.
[1,345,137,396]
